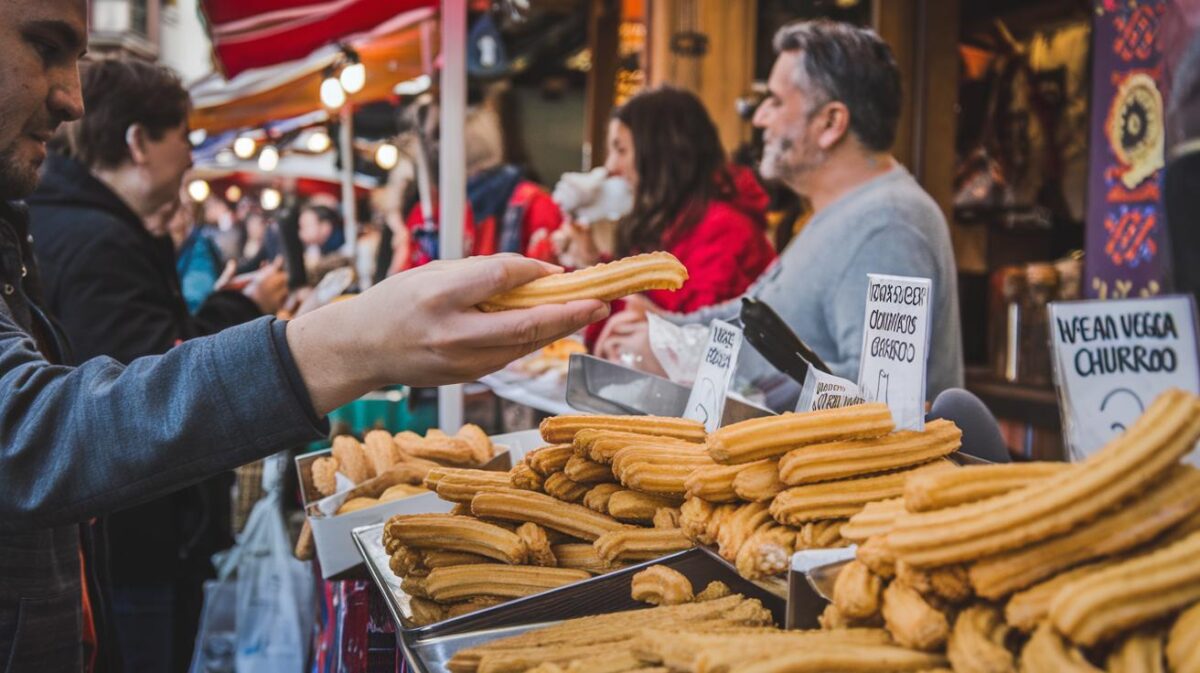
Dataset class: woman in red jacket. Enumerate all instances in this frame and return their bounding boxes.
[557,87,776,349]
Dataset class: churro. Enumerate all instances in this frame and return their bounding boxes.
[895,561,971,604]
[544,472,590,502]
[945,604,1014,673]
[696,581,733,602]
[631,565,694,605]
[779,420,961,486]
[841,498,906,542]
[1167,602,1200,673]
[1003,559,1120,633]
[969,464,1200,598]
[402,434,477,465]
[724,644,949,673]
[478,251,688,312]
[445,596,507,619]
[575,429,699,463]
[1107,629,1166,673]
[337,496,379,514]
[734,524,796,579]
[423,564,591,602]
[638,628,899,673]
[379,483,427,502]
[514,522,558,567]
[527,444,575,476]
[771,462,954,526]
[471,488,631,540]
[715,502,773,561]
[685,461,765,503]
[582,483,624,514]
[732,460,785,502]
[706,403,894,464]
[564,455,615,484]
[311,456,341,496]
[903,462,1073,513]
[408,597,447,627]
[509,462,544,491]
[620,461,707,497]
[611,444,713,479]
[423,550,494,568]
[680,497,717,543]
[364,429,401,477]
[1019,623,1101,673]
[540,413,706,444]
[401,574,431,599]
[594,527,694,562]
[856,535,897,578]
[889,389,1200,567]
[881,581,950,651]
[607,490,684,523]
[551,543,626,575]
[332,435,371,482]
[1050,529,1200,646]
[457,423,495,464]
[652,507,682,529]
[432,469,514,503]
[384,513,529,564]
[389,545,425,577]
[833,560,883,620]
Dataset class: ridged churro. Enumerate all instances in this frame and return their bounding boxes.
[540,413,706,444]
[734,524,796,580]
[881,581,950,651]
[652,507,681,529]
[620,461,706,498]
[332,435,371,482]
[544,472,590,502]
[389,545,425,576]
[903,462,1072,513]
[856,535,897,578]
[631,565,694,605]
[423,550,494,569]
[779,419,961,486]
[945,604,1014,673]
[890,390,1200,567]
[1050,529,1200,646]
[408,597,447,627]
[431,469,514,503]
[364,429,401,477]
[311,456,341,496]
[478,252,688,312]
[509,462,544,491]
[594,527,693,562]
[551,543,626,575]
[895,561,972,604]
[445,596,506,619]
[685,461,766,503]
[1003,559,1120,633]
[725,644,949,673]
[607,490,683,523]
[1106,629,1166,673]
[706,403,894,464]
[516,522,558,567]
[1019,623,1101,673]
[564,455,615,484]
[404,435,477,465]
[833,560,883,620]
[772,462,953,526]
[384,513,528,564]
[402,574,431,599]
[471,488,630,541]
[640,628,901,673]
[841,498,906,542]
[611,444,713,479]
[574,429,699,463]
[1167,602,1200,673]
[423,564,591,602]
[969,464,1200,598]
[527,444,575,476]
[582,483,624,514]
[457,423,495,464]
[732,460,785,502]
[715,502,773,561]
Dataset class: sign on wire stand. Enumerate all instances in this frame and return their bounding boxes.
[684,320,743,433]
[855,274,933,431]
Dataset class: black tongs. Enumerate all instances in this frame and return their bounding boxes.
[739,297,832,385]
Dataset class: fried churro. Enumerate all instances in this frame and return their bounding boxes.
[575,429,699,463]
[652,507,682,529]
[685,461,766,503]
[478,252,688,312]
[724,644,949,673]
[1167,602,1200,673]
[527,444,575,476]
[384,513,528,564]
[1050,530,1200,646]
[619,461,706,497]
[1107,629,1166,673]
[772,462,954,526]
[332,435,371,482]
[841,498,906,542]
[564,454,616,484]
[311,456,341,496]
[423,564,591,602]
[337,497,379,514]
[389,545,425,577]
[582,483,624,514]
[445,597,506,619]
[890,390,1200,567]
[631,565,694,605]
[422,550,494,568]
[833,560,883,620]
[408,597,447,627]
[856,535,897,578]
[715,502,773,562]
[432,469,514,503]
[903,462,1073,513]
[471,488,631,541]
[696,581,733,602]
[611,444,713,479]
[457,423,495,464]
[540,413,706,445]
[607,490,683,523]
[779,420,961,486]
[881,581,950,651]
[1019,623,1101,673]
[969,464,1200,599]
[1003,559,1120,633]
[732,460,785,502]
[551,543,626,575]
[734,524,796,580]
[638,628,898,673]
[509,462,544,491]
[515,522,558,567]
[544,472,590,503]
[401,574,431,599]
[706,403,894,465]
[364,429,401,477]
[895,561,972,604]
[945,604,1014,673]
[594,527,694,562]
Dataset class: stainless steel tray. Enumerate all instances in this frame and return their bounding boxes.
[565,353,773,425]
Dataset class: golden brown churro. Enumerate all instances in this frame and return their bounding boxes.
[724,644,949,673]
[881,581,950,651]
[706,403,894,464]
[607,490,683,523]
[407,597,447,627]
[575,429,699,463]
[422,550,494,569]
[550,543,626,575]
[593,527,693,562]
[856,535,897,578]
[423,564,591,602]
[1106,629,1166,673]
[509,462,544,491]
[337,497,379,514]
[544,472,590,503]
[332,435,371,482]
[540,413,706,444]
[778,419,961,486]
[563,454,616,484]
[1019,623,1101,673]
[445,596,506,619]
[903,462,1072,513]
[526,444,575,476]
[685,461,765,503]
[832,560,883,620]
[582,483,624,514]
[945,604,1014,673]
[841,498,906,542]
[631,565,694,605]
[619,462,707,498]
[1003,559,1120,633]
[478,252,688,312]
[732,460,785,502]
[456,423,495,464]
[516,522,558,567]
[1050,530,1200,647]
[734,524,796,580]
[471,488,630,541]
[895,561,972,605]
[771,462,954,526]
[311,456,341,496]
[384,513,528,564]
[890,390,1200,567]
[715,502,773,561]
[364,429,401,477]
[610,444,713,479]
[652,507,682,529]
[431,469,514,503]
[1167,602,1200,673]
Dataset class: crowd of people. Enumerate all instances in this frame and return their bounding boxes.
[0,0,966,670]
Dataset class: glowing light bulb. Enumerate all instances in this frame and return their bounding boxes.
[257,145,279,172]
[233,136,256,159]
[260,188,282,210]
[339,62,366,94]
[320,77,346,108]
[306,129,331,153]
[186,179,210,202]
[375,142,399,170]
[225,185,242,202]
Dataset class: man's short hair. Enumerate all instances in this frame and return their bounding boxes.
[61,58,190,170]
[773,20,901,152]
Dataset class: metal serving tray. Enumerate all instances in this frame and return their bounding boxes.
[565,353,773,425]
[350,526,785,673]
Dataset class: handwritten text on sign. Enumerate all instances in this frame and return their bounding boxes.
[684,320,743,433]
[1049,295,1200,462]
[856,274,933,431]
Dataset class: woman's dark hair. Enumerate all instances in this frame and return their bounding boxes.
[613,87,730,256]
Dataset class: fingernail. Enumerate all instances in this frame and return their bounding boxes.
[590,305,610,321]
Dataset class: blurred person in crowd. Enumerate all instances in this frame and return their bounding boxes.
[555,86,776,350]
[237,206,285,273]
[165,196,226,312]
[26,58,289,672]
[0,2,603,670]
[298,202,347,260]
[201,195,243,262]
[597,20,963,408]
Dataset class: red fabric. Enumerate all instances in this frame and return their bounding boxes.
[585,166,775,345]
[79,547,96,673]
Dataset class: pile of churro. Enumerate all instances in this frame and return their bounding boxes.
[815,387,1200,671]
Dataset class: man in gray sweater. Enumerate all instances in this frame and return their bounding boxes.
[598,20,963,409]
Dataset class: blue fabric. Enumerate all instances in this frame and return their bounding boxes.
[177,228,224,314]
[110,584,175,672]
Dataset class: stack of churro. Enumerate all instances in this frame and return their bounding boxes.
[815,388,1200,670]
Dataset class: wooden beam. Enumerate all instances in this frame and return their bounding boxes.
[584,0,621,169]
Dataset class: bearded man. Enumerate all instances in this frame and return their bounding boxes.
[596,19,963,409]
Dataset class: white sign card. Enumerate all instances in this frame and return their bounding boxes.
[796,368,864,412]
[856,274,933,431]
[1049,295,1200,462]
[684,320,743,433]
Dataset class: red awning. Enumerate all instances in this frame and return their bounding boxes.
[202,0,437,78]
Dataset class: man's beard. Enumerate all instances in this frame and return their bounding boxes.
[760,134,827,188]
[0,146,42,201]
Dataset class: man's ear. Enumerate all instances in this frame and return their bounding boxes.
[815,101,851,151]
[126,123,150,165]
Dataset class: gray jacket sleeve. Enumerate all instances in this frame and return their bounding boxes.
[0,308,326,532]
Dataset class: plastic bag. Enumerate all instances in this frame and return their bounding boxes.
[647,313,710,385]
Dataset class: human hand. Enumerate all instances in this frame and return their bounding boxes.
[594,316,666,376]
[549,217,601,268]
[242,258,289,315]
[286,255,610,415]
